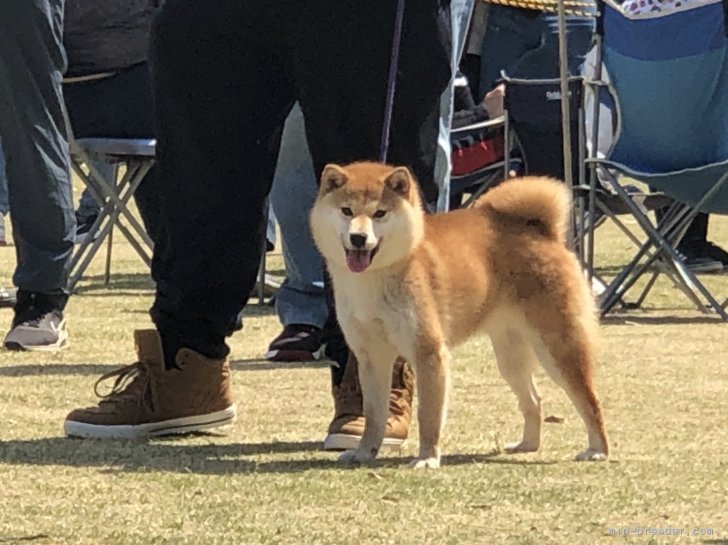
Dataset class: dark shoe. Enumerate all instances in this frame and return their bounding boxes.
[0,286,17,309]
[4,307,68,351]
[675,244,723,274]
[74,212,99,244]
[64,330,236,439]
[323,354,414,451]
[702,241,728,269]
[265,324,324,362]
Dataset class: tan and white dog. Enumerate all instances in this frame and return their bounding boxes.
[310,161,608,468]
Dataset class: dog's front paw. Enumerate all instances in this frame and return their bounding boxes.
[409,457,441,469]
[504,441,539,453]
[575,448,608,462]
[338,448,377,465]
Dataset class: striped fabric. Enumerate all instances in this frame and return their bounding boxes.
[482,0,598,17]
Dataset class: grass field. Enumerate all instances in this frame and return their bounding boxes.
[0,201,726,545]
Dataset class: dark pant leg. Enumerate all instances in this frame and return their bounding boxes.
[290,0,451,375]
[293,0,450,203]
[508,15,595,182]
[148,0,295,365]
[0,0,75,303]
[478,5,544,96]
[678,212,709,247]
[63,62,161,242]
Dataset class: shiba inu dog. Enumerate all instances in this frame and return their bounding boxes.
[310,161,608,468]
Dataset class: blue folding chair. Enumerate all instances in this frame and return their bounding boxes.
[585,0,728,319]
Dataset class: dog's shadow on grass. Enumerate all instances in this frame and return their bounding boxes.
[0,437,557,475]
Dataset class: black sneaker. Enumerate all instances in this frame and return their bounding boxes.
[4,307,68,351]
[675,245,723,274]
[74,212,99,244]
[702,241,728,270]
[265,324,324,362]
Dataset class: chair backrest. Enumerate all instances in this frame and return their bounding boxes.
[503,76,585,183]
[601,0,728,172]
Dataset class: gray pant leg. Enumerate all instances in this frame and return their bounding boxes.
[0,0,75,293]
[269,103,328,329]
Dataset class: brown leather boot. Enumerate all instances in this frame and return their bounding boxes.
[64,330,236,439]
[323,353,414,451]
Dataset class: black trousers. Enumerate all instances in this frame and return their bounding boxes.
[63,62,162,242]
[149,0,452,366]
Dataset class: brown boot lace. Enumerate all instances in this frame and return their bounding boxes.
[93,361,157,413]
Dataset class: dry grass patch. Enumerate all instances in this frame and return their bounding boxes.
[0,208,726,544]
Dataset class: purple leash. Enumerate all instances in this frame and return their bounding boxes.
[379,0,407,163]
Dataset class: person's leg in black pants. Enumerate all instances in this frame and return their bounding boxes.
[65,0,296,438]
[0,0,76,352]
[291,0,451,449]
[64,0,452,442]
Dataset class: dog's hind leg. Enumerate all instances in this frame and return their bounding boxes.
[527,311,609,461]
[490,326,542,453]
[338,343,398,465]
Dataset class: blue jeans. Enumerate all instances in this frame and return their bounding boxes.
[435,0,475,211]
[480,5,595,96]
[268,104,328,329]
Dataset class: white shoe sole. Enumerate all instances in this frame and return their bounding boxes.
[264,345,325,362]
[323,433,405,451]
[4,321,69,352]
[64,405,237,439]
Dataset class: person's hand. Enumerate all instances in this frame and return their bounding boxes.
[483,83,505,119]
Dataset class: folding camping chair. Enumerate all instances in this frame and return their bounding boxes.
[67,137,156,292]
[584,0,728,320]
[449,115,517,209]
[68,137,272,304]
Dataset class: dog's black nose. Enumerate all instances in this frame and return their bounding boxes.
[350,233,367,248]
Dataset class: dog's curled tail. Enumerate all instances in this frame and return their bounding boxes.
[476,176,571,244]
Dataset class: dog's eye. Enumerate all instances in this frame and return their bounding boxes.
[373,210,387,219]
[341,207,353,217]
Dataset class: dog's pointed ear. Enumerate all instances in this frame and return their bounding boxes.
[384,166,412,196]
[320,164,349,194]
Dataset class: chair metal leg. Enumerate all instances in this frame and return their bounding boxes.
[104,226,114,287]
[597,166,728,320]
[69,158,154,290]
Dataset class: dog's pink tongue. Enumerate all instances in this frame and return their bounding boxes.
[346,249,372,273]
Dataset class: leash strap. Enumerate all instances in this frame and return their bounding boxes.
[379,0,407,163]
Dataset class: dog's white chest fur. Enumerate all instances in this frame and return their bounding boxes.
[330,267,416,358]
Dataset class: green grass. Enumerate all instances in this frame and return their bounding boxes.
[0,198,726,544]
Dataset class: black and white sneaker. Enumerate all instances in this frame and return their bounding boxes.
[4,308,68,351]
[676,244,724,274]
[265,324,324,362]
[702,241,728,272]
